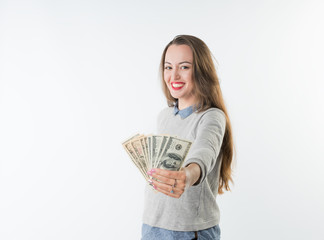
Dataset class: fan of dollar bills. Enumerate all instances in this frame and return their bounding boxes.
[122,134,193,181]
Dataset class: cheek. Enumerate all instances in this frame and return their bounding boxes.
[186,74,193,84]
[164,77,171,90]
[163,72,170,82]
[186,77,194,89]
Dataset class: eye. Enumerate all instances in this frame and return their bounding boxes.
[164,66,172,70]
[180,66,189,70]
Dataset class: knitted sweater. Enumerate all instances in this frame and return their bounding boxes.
[142,106,226,231]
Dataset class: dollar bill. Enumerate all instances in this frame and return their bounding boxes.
[151,135,163,170]
[155,136,192,171]
[122,134,149,180]
[132,138,147,170]
[122,134,193,182]
[141,136,151,170]
[155,135,169,168]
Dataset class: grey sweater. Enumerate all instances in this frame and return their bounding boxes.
[142,106,226,231]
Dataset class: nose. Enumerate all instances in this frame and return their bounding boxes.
[171,68,180,81]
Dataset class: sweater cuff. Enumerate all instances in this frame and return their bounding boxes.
[184,158,206,185]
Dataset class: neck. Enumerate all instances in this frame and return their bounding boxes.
[178,99,197,110]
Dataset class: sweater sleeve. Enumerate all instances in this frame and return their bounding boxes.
[184,108,226,184]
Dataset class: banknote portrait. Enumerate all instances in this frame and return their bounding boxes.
[158,152,182,171]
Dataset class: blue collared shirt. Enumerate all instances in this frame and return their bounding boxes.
[173,101,196,119]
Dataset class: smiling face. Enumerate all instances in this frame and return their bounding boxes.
[164,44,197,110]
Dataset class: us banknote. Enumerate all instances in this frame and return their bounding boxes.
[122,134,192,181]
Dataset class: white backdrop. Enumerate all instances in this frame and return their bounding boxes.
[1,0,323,239]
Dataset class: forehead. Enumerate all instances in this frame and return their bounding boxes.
[165,44,193,63]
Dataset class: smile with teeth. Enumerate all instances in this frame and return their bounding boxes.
[171,82,185,90]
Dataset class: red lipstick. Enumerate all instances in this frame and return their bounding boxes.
[171,82,185,90]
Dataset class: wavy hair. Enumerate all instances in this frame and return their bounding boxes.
[160,35,235,194]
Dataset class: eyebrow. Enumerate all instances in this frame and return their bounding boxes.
[165,61,192,65]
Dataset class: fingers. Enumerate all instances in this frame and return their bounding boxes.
[148,169,186,189]
[150,178,184,199]
[150,177,185,191]
[150,172,176,186]
[147,168,186,198]
[148,168,186,181]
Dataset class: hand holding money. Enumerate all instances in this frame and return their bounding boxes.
[147,163,201,198]
[122,134,194,196]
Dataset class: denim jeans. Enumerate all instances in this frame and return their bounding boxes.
[141,224,221,240]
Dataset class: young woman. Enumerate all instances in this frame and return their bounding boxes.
[142,35,234,240]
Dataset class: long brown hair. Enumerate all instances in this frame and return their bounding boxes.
[160,35,235,194]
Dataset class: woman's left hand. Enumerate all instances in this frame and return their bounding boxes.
[147,168,186,198]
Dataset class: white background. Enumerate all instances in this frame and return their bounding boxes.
[1,0,323,239]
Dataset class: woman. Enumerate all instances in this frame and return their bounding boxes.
[142,35,234,240]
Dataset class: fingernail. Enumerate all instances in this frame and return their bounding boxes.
[148,179,153,184]
[147,171,152,175]
[153,185,157,189]
[151,169,156,173]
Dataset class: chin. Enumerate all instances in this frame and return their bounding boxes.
[169,91,182,99]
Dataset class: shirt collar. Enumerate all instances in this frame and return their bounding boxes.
[173,101,196,119]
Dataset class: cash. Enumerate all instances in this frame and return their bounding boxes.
[122,134,193,181]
